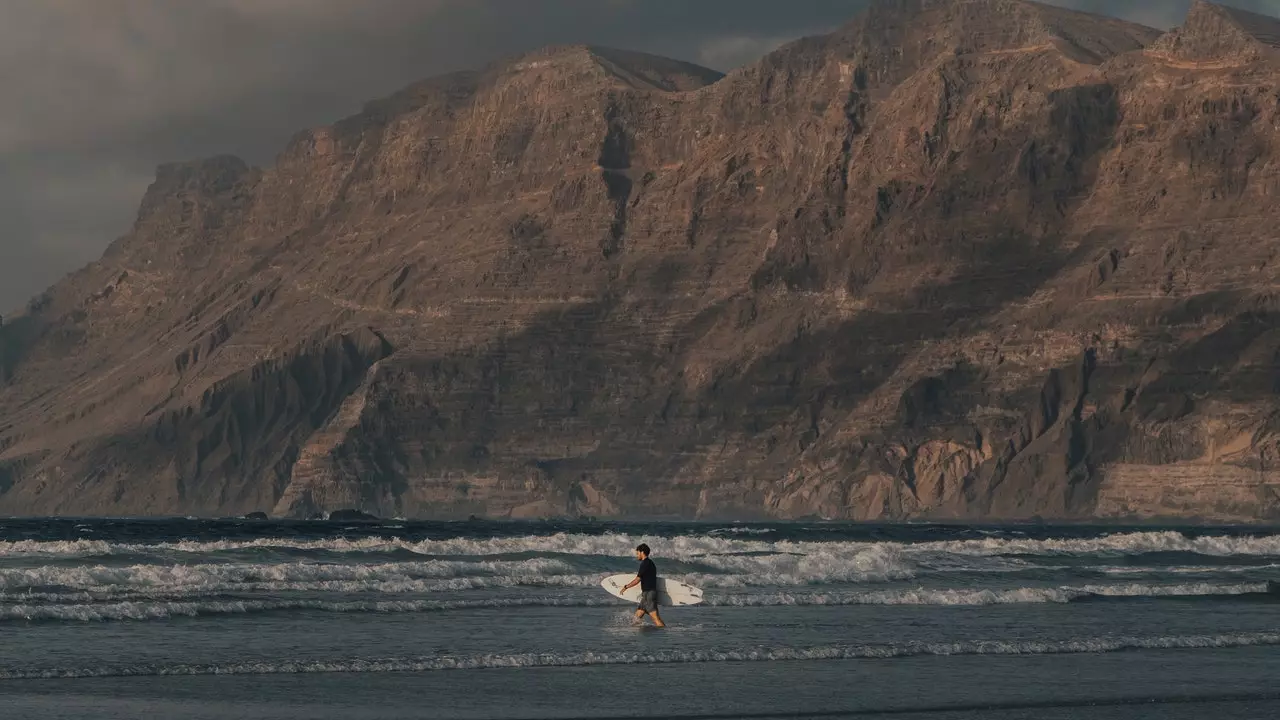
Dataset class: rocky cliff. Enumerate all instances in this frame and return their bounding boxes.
[4,0,1280,521]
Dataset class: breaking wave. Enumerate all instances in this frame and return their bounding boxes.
[0,596,616,622]
[0,560,912,595]
[4,530,1280,562]
[707,582,1274,607]
[0,582,1269,623]
[4,531,1280,600]
[0,558,580,591]
[0,546,921,590]
[909,532,1280,558]
[7,631,1280,678]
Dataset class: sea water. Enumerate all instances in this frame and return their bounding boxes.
[1,519,1280,718]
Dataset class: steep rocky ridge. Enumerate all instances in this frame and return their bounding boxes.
[3,1,1280,520]
[1152,0,1280,63]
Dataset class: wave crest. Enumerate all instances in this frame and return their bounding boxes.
[0,582,1267,622]
[4,530,1280,562]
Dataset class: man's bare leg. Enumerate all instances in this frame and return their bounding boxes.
[633,609,646,625]
[649,609,665,628]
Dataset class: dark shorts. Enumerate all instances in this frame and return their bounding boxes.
[637,589,659,613]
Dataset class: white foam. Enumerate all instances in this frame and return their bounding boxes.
[0,558,576,592]
[714,581,1267,607]
[685,542,914,584]
[5,530,1278,562]
[710,587,1080,606]
[0,544,1272,599]
[0,539,116,557]
[909,532,1280,558]
[1094,564,1280,576]
[0,533,775,560]
[1077,581,1269,598]
[0,596,617,622]
[0,533,834,560]
[0,574,606,600]
[2,531,1278,598]
[0,582,1263,619]
[6,631,1280,678]
[0,573,617,599]
[0,558,902,595]
[0,546,919,591]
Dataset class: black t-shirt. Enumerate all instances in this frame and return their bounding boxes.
[637,557,657,591]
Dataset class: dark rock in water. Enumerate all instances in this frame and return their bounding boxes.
[327,509,379,522]
[243,512,269,521]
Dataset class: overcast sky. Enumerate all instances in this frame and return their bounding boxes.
[1,0,1274,314]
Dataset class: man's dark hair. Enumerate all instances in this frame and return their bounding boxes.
[636,543,651,556]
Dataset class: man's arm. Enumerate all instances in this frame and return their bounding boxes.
[620,575,641,592]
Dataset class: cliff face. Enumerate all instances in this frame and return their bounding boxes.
[4,1,1280,521]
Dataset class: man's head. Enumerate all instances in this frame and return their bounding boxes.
[635,543,650,560]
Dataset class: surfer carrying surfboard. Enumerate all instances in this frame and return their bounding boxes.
[620,543,665,627]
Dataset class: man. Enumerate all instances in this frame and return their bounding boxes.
[620,543,665,627]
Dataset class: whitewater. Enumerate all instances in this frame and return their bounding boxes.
[4,519,1280,719]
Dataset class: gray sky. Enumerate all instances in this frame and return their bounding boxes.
[1,0,1273,314]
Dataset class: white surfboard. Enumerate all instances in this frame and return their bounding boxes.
[601,573,704,606]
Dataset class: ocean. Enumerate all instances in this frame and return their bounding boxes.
[2,519,1280,719]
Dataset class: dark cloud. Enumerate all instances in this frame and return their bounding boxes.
[0,0,1273,312]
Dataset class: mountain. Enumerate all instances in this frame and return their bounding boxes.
[3,1,1280,521]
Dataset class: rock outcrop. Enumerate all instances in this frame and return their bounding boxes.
[4,2,1280,521]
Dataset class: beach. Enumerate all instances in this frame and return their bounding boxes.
[2,519,1280,718]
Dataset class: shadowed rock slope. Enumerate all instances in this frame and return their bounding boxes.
[4,2,1280,521]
